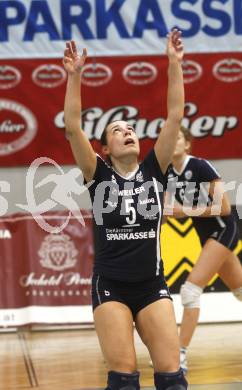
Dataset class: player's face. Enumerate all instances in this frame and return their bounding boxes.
[103,121,140,160]
[173,131,189,157]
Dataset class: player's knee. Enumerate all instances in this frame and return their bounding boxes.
[154,369,188,390]
[106,370,140,390]
[110,358,136,374]
[232,286,242,302]
[180,281,203,309]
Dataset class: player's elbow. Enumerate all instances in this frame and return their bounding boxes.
[220,202,231,216]
[211,200,231,216]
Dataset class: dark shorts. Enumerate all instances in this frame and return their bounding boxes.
[91,273,172,319]
[194,216,239,251]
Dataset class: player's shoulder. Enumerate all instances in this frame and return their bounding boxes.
[193,156,217,170]
[188,155,220,179]
[96,153,113,173]
[188,155,212,169]
[187,154,201,165]
[90,153,113,183]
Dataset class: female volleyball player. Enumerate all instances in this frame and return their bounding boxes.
[167,127,242,373]
[63,30,188,390]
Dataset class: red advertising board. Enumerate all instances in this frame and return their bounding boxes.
[0,52,241,166]
[0,211,94,310]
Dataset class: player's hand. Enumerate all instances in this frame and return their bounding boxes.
[166,29,184,63]
[63,40,87,75]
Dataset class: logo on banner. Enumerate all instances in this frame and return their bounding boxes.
[0,99,37,155]
[38,234,78,271]
[0,65,21,89]
[81,63,112,86]
[32,64,66,88]
[213,59,242,82]
[55,103,238,141]
[182,60,202,83]
[123,62,157,85]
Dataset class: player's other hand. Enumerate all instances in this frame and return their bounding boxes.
[63,41,87,75]
[166,29,184,63]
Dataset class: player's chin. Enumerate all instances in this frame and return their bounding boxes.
[127,145,139,155]
[122,147,139,158]
[173,148,182,157]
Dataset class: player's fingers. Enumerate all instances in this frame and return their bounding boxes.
[176,44,184,52]
[63,56,71,64]
[64,48,71,57]
[71,40,77,56]
[82,48,87,58]
[171,29,182,44]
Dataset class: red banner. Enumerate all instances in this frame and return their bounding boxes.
[0,52,241,166]
[0,211,93,311]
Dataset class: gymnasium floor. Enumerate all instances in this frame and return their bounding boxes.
[1,323,242,390]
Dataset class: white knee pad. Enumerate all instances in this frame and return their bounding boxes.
[232,287,242,302]
[180,281,203,309]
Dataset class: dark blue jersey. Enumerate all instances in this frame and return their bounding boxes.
[168,156,239,250]
[88,149,167,282]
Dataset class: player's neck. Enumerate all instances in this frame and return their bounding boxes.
[111,156,139,178]
[172,153,187,173]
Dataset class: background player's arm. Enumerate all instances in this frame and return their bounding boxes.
[154,30,184,174]
[164,179,231,218]
[63,41,96,182]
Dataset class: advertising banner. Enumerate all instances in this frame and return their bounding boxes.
[0,52,241,166]
[0,211,94,326]
[1,0,242,58]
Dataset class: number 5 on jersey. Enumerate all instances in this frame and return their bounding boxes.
[125,199,136,225]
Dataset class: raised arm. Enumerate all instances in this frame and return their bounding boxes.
[63,41,96,182]
[154,30,184,174]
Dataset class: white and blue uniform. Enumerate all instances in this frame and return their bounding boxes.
[88,149,171,317]
[168,155,239,250]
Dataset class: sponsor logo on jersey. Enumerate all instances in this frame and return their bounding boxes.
[159,289,169,297]
[118,185,145,196]
[106,228,156,241]
[136,171,144,182]
[139,197,155,205]
[185,170,193,180]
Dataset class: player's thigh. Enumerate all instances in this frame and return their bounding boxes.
[94,301,137,372]
[135,299,179,372]
[218,252,242,289]
[187,238,230,288]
